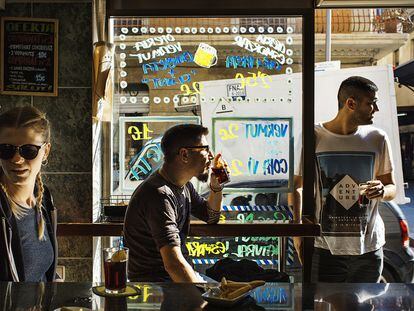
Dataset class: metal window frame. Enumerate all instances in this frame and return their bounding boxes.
[316,0,414,8]
[107,0,316,283]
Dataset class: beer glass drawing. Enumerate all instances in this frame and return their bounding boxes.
[194,43,218,68]
[103,247,129,294]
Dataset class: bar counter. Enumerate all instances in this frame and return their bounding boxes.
[1,281,413,310]
[57,217,320,237]
[57,218,320,273]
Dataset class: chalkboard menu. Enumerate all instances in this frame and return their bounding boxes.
[0,17,58,96]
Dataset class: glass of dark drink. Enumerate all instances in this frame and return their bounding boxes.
[103,247,129,294]
[211,156,230,185]
[358,183,370,206]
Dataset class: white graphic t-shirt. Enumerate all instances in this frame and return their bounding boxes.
[298,123,394,255]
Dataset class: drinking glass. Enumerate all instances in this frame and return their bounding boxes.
[358,183,370,206]
[211,156,230,184]
[103,247,129,294]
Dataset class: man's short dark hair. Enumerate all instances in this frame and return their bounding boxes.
[337,76,378,110]
[161,124,209,162]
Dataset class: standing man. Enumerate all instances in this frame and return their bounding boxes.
[124,124,223,282]
[290,76,396,282]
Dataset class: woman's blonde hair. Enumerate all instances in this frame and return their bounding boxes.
[0,106,51,240]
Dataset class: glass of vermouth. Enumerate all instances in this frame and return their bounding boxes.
[103,247,129,294]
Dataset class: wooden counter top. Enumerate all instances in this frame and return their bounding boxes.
[57,218,320,237]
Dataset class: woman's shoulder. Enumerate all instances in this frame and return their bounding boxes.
[0,187,12,216]
[41,185,56,211]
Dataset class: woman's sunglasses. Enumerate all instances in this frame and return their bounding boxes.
[0,143,46,160]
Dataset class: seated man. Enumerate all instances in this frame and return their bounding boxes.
[124,124,223,282]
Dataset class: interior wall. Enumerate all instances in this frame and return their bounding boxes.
[0,1,93,281]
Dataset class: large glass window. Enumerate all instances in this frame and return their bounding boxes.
[111,17,303,193]
[109,16,304,277]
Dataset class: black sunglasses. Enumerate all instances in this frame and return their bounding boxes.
[182,145,210,153]
[0,143,46,160]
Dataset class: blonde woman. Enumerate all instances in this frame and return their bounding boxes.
[0,106,57,281]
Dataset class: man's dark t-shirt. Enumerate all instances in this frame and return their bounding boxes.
[124,171,220,281]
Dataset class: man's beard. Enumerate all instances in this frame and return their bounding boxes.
[197,172,209,183]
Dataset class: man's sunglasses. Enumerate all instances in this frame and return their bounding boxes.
[0,143,46,160]
[182,145,210,153]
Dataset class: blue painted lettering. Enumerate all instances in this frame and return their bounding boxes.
[245,123,289,138]
[263,158,288,175]
[142,52,194,74]
[142,72,195,88]
[248,156,259,175]
[226,55,282,71]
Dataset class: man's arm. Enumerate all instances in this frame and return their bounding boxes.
[160,245,199,282]
[207,186,222,213]
[146,192,200,282]
[190,154,223,223]
[188,182,221,224]
[367,172,396,201]
[207,153,224,213]
[204,172,223,224]
[288,175,303,222]
[288,175,304,264]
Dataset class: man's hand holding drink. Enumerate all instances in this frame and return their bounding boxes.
[359,180,386,205]
[210,153,230,192]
